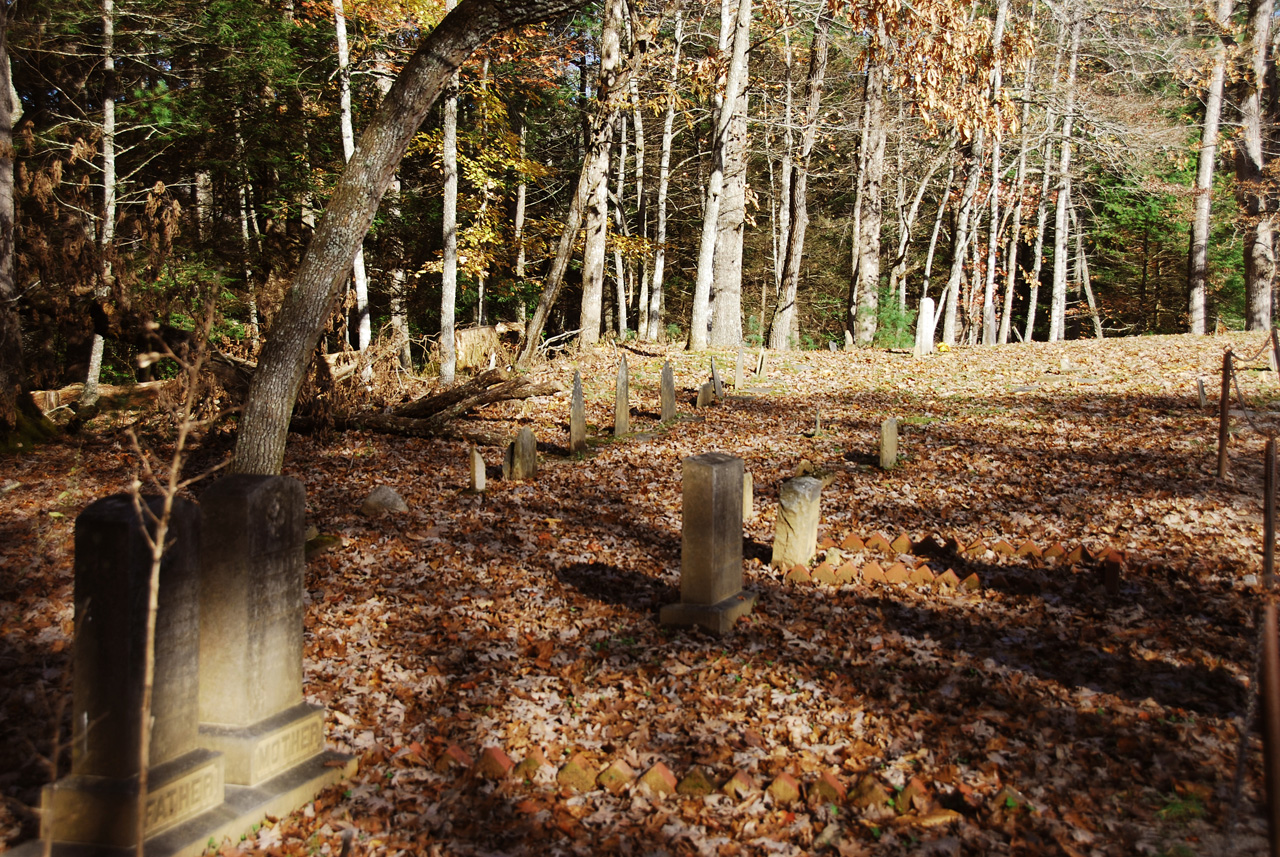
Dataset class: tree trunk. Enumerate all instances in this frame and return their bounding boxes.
[942,133,984,345]
[231,0,592,475]
[439,0,461,383]
[1070,197,1103,338]
[83,0,117,408]
[376,63,412,368]
[999,1,1036,344]
[1238,0,1274,330]
[1048,19,1080,343]
[922,159,955,301]
[1189,0,1233,334]
[769,5,830,350]
[981,0,1010,345]
[334,0,371,352]
[689,0,751,351]
[646,11,683,342]
[853,57,886,346]
[711,0,749,348]
[631,73,650,338]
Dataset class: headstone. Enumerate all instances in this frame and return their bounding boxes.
[660,361,677,422]
[914,297,936,357]
[756,350,768,377]
[615,355,630,436]
[660,453,757,634]
[880,417,898,470]
[46,495,224,847]
[1060,355,1071,373]
[696,381,716,408]
[470,446,486,492]
[198,476,326,786]
[361,485,408,515]
[503,427,538,480]
[734,347,745,390]
[570,370,587,454]
[771,476,823,568]
[1197,378,1208,408]
[827,341,837,351]
[711,358,724,398]
[844,330,854,351]
[742,471,754,521]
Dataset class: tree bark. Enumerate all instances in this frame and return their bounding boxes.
[853,57,886,346]
[83,0,117,408]
[1238,0,1274,330]
[1189,0,1233,335]
[232,0,591,475]
[689,0,751,351]
[439,0,461,382]
[1000,0,1036,345]
[579,0,622,346]
[334,0,371,352]
[646,11,683,342]
[769,5,830,350]
[711,0,750,348]
[1048,19,1081,343]
[942,133,984,345]
[981,0,1010,345]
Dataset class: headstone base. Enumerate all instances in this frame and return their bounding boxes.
[198,702,325,786]
[660,590,757,635]
[28,751,356,857]
[42,749,224,847]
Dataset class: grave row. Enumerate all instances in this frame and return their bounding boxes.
[25,476,355,857]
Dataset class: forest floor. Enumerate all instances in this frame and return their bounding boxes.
[2,332,1279,856]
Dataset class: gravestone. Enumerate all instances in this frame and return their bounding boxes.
[660,361,677,422]
[772,476,823,568]
[1197,378,1208,409]
[503,427,538,480]
[734,348,745,390]
[615,355,630,436]
[742,471,754,521]
[45,495,224,847]
[880,418,898,470]
[755,350,768,377]
[198,476,326,787]
[660,453,757,634]
[470,446,486,492]
[711,358,724,398]
[570,370,587,454]
[696,381,716,408]
[914,297,936,357]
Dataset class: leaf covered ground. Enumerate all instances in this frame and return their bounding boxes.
[2,333,1279,856]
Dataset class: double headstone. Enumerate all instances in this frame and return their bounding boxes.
[503,427,538,480]
[660,361,676,423]
[40,479,354,856]
[660,453,757,634]
[569,370,587,454]
[772,476,823,568]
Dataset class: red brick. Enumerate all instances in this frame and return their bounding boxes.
[513,747,551,782]
[809,770,846,804]
[885,562,910,583]
[934,569,961,589]
[812,562,837,585]
[960,572,981,592]
[840,533,865,551]
[850,775,892,809]
[766,772,802,805]
[890,534,913,555]
[785,565,812,584]
[862,561,886,583]
[908,565,935,586]
[1015,540,1042,559]
[1043,542,1066,560]
[638,762,678,797]
[991,539,1016,556]
[866,532,893,554]
[434,744,473,774]
[722,770,757,801]
[597,759,636,794]
[677,766,717,796]
[557,753,597,793]
[474,745,514,779]
[835,562,858,584]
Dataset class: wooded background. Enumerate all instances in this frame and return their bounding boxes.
[0,0,1270,399]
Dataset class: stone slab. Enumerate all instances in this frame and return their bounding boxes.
[659,590,757,635]
[21,752,356,857]
[197,703,324,787]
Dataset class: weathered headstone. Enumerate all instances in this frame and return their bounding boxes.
[470,446,486,492]
[742,471,754,521]
[696,381,716,408]
[503,427,538,480]
[45,495,223,847]
[771,476,823,568]
[569,370,587,454]
[615,355,630,436]
[711,358,724,398]
[198,476,326,786]
[360,485,408,515]
[734,347,745,390]
[660,361,677,422]
[755,350,768,377]
[660,453,757,634]
[1197,378,1208,409]
[914,297,936,357]
[880,417,898,470]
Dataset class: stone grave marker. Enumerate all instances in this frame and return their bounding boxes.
[660,361,676,422]
[45,495,223,848]
[696,381,716,408]
[503,427,538,480]
[772,476,823,568]
[661,453,757,634]
[570,370,587,454]
[470,446,486,492]
[914,297,936,357]
[734,347,745,390]
[742,471,754,521]
[1197,378,1208,409]
[755,350,768,377]
[880,417,898,470]
[615,355,630,436]
[711,358,724,398]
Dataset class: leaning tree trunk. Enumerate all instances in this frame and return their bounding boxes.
[769,5,830,350]
[232,0,592,476]
[688,0,751,351]
[1048,19,1080,343]
[1238,0,1274,330]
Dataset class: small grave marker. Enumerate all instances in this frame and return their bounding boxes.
[503,427,538,480]
[734,347,745,390]
[615,354,630,436]
[570,370,587,454]
[1197,377,1208,409]
[914,297,936,357]
[696,381,716,408]
[660,361,677,422]
[711,358,724,398]
[771,476,823,568]
[470,446,486,492]
[755,350,768,377]
[742,471,754,521]
[880,417,898,470]
[660,452,757,634]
